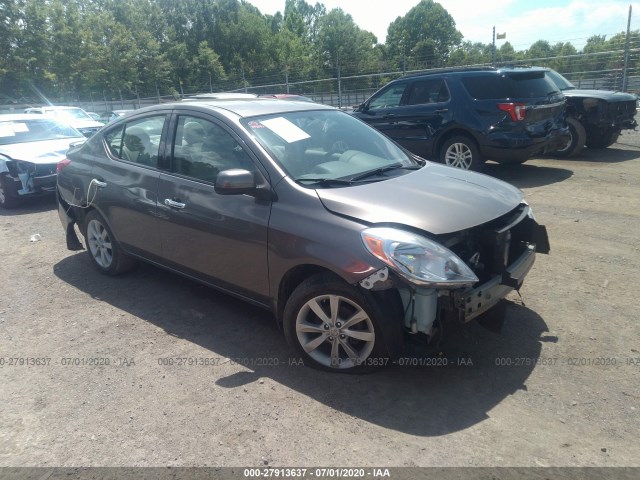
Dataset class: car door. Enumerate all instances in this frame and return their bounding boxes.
[92,113,169,259]
[391,78,453,158]
[157,112,272,303]
[354,81,409,138]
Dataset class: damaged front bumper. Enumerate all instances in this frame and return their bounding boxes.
[454,244,535,322]
[3,162,58,197]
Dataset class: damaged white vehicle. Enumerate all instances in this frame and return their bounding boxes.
[0,114,85,208]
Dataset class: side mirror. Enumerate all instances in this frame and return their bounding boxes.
[215,169,256,195]
[354,103,367,112]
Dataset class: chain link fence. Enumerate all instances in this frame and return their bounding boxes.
[3,36,640,113]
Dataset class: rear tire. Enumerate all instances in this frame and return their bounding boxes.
[83,210,135,275]
[439,136,484,171]
[283,273,403,373]
[0,174,19,209]
[555,117,586,158]
[586,129,620,149]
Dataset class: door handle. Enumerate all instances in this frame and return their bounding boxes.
[383,114,396,118]
[92,179,107,188]
[434,109,449,113]
[164,198,186,209]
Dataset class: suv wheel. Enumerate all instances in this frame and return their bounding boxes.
[586,129,620,149]
[555,117,586,158]
[0,174,19,209]
[84,210,135,275]
[440,136,484,170]
[283,273,402,373]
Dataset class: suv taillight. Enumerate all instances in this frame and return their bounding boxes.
[497,103,527,121]
[56,158,71,173]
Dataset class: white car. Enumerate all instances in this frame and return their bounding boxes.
[0,114,86,208]
[24,106,103,137]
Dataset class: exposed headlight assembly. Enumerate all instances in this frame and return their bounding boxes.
[361,227,479,288]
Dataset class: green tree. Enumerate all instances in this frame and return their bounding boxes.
[386,0,462,69]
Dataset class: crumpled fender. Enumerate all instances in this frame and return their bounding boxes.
[0,154,11,174]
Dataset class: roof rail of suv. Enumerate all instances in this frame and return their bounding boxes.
[402,66,497,79]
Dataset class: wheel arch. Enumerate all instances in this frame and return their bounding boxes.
[274,263,405,331]
[435,128,482,157]
[275,264,344,325]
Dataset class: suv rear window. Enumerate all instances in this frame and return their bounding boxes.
[462,72,559,100]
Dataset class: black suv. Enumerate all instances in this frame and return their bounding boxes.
[544,68,638,157]
[352,67,568,170]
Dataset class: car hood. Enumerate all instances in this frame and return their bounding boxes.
[563,89,637,102]
[315,162,524,235]
[0,138,84,164]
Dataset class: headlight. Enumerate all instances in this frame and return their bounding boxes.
[361,227,479,288]
[526,205,536,221]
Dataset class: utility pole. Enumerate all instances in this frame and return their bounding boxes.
[623,4,632,91]
[285,70,290,94]
[241,64,248,93]
[336,51,342,109]
[492,26,496,66]
[402,40,407,75]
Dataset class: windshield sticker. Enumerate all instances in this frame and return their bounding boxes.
[261,117,310,143]
[248,120,264,129]
[0,125,16,137]
[11,123,29,133]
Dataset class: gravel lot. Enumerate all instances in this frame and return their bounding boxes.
[1,130,639,469]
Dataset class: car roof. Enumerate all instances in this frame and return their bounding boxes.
[137,99,334,118]
[184,92,259,100]
[400,66,548,80]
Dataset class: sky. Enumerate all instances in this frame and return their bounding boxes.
[245,0,640,50]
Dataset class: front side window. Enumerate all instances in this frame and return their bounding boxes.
[104,116,164,167]
[172,115,253,183]
[368,83,407,110]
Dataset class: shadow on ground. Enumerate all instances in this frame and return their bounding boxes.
[563,145,640,163]
[484,163,574,189]
[54,254,551,437]
[0,194,56,216]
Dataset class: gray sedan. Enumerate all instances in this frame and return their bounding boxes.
[56,99,549,372]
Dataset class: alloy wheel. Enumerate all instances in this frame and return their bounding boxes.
[444,142,473,169]
[295,294,375,369]
[87,219,113,268]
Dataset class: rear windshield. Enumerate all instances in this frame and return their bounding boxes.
[462,72,560,100]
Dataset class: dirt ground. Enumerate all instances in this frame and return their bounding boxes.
[0,130,639,469]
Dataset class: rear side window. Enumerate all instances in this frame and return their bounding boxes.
[462,76,507,100]
[463,72,558,100]
[104,116,165,167]
[406,79,450,105]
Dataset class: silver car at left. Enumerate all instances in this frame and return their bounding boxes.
[0,114,86,208]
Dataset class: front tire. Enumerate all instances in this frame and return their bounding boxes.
[555,117,586,158]
[439,136,484,170]
[586,129,620,149]
[83,210,135,275]
[283,273,402,372]
[0,174,19,209]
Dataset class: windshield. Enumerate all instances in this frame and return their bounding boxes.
[545,70,576,91]
[0,119,82,145]
[242,110,416,185]
[50,108,93,120]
